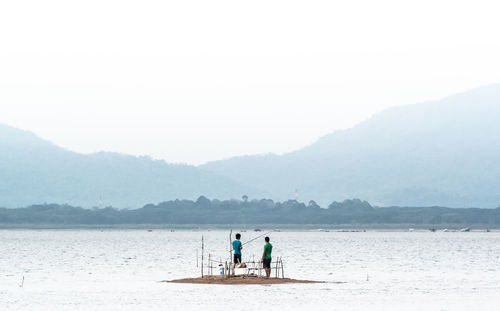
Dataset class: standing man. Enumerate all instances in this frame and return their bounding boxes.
[261,236,272,278]
[232,233,243,272]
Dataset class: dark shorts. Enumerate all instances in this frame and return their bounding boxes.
[263,258,272,269]
[234,254,241,264]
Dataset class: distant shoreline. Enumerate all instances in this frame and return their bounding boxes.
[2,199,500,227]
[0,224,498,230]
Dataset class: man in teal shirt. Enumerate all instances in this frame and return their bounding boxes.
[232,233,242,272]
[261,236,272,278]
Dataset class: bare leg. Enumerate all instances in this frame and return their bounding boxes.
[265,268,270,278]
[233,258,240,275]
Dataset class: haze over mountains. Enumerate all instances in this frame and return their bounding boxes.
[0,124,262,208]
[1,84,500,208]
[202,84,500,208]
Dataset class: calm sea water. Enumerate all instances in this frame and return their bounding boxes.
[0,230,499,310]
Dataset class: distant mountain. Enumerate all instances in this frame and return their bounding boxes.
[202,84,500,208]
[0,124,261,208]
[3,85,500,209]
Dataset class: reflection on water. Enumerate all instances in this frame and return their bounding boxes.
[0,230,499,310]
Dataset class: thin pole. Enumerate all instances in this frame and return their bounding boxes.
[196,249,198,268]
[225,261,228,279]
[275,259,278,278]
[209,253,211,276]
[201,235,204,278]
[229,229,233,264]
[281,258,285,279]
[277,257,280,278]
[253,254,255,275]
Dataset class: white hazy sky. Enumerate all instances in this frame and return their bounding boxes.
[1,0,499,165]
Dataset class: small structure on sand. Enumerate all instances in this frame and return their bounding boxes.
[167,232,320,285]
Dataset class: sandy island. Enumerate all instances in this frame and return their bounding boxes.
[165,275,322,285]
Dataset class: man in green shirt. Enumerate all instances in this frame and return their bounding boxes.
[261,236,272,278]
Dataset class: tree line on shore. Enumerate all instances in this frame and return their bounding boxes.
[0,197,499,225]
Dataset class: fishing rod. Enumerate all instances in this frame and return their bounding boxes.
[242,230,273,246]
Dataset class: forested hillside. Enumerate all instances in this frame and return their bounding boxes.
[202,85,500,208]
